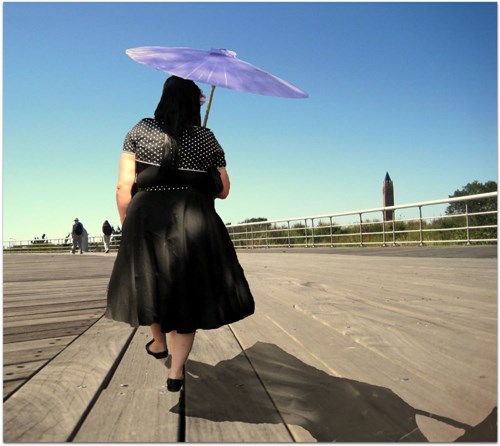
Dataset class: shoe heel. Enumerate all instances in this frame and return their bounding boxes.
[166,378,184,392]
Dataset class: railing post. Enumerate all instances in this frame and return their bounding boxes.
[311,218,315,247]
[465,202,471,245]
[359,213,364,247]
[251,226,254,249]
[304,219,308,247]
[392,217,397,247]
[382,211,387,247]
[329,217,333,247]
[287,221,291,248]
[418,206,424,246]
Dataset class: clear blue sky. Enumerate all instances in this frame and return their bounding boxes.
[3,2,498,241]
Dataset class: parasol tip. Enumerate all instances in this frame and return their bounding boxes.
[209,48,237,58]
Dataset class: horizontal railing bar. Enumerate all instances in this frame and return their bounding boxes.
[227,192,497,229]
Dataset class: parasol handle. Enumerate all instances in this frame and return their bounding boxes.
[203,85,216,127]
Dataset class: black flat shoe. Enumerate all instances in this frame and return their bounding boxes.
[145,339,168,359]
[166,377,184,392]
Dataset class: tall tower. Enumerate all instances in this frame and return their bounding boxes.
[383,172,394,221]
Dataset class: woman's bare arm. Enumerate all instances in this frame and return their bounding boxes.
[216,167,230,199]
[116,152,136,224]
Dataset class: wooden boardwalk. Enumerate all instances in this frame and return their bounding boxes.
[3,248,497,442]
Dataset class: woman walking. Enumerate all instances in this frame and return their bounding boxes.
[106,76,255,392]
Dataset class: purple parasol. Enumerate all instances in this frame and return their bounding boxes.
[126,46,308,126]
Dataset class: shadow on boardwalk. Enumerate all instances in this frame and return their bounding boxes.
[174,342,496,442]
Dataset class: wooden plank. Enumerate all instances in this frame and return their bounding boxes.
[4,318,102,337]
[3,294,105,306]
[3,251,495,443]
[4,308,104,325]
[228,252,496,442]
[74,327,180,441]
[3,277,107,289]
[4,326,90,344]
[76,326,293,442]
[4,281,107,293]
[3,317,134,442]
[3,360,47,381]
[3,254,116,283]
[4,309,104,326]
[4,336,77,366]
[184,326,294,442]
[232,301,435,441]
[227,297,424,442]
[2,254,118,424]
[73,388,179,442]
[241,253,497,421]
[3,300,105,314]
[3,290,107,305]
[3,380,25,399]
[105,326,171,389]
[4,336,78,399]
[3,335,79,351]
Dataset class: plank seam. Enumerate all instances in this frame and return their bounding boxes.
[66,325,138,442]
[227,324,296,442]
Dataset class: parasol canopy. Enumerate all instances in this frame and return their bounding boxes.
[126,46,308,125]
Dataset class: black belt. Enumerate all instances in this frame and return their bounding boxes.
[138,185,190,192]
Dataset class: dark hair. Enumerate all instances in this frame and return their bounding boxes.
[154,75,202,138]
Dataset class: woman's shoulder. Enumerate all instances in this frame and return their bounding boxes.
[190,126,219,141]
[192,125,213,134]
[135,117,161,129]
[127,118,162,139]
[188,126,223,153]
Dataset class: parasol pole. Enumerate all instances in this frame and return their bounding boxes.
[203,85,216,127]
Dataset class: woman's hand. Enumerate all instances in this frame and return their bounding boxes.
[216,167,230,199]
[116,152,136,224]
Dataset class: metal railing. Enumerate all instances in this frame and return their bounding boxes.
[3,235,122,254]
[3,192,497,253]
[226,192,497,249]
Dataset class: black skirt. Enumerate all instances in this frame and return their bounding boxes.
[105,188,255,333]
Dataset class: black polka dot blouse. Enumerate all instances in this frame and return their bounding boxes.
[123,118,226,171]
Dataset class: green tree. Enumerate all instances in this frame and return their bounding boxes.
[446,181,497,240]
[239,217,268,224]
[446,181,497,216]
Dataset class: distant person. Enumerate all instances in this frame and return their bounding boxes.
[102,220,113,253]
[81,226,89,252]
[71,218,84,254]
[106,76,255,392]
